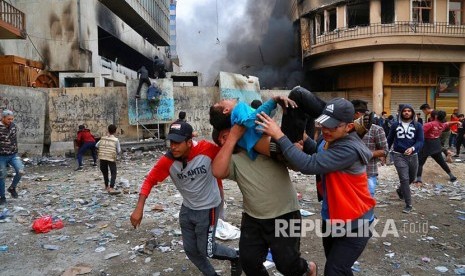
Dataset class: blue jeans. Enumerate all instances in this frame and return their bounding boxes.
[0,154,24,198]
[77,142,97,167]
[367,175,378,197]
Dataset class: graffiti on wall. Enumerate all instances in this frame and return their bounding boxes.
[49,89,127,141]
[173,88,216,137]
[0,93,45,142]
[127,78,174,125]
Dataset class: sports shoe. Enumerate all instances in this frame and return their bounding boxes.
[75,166,83,171]
[230,251,242,276]
[453,154,460,158]
[450,176,457,182]
[396,188,404,200]
[92,162,98,167]
[0,197,6,205]
[7,186,18,199]
[402,205,414,214]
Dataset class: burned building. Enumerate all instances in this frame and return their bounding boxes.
[0,0,173,88]
[293,0,465,115]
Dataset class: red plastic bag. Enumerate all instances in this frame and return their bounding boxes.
[32,216,64,233]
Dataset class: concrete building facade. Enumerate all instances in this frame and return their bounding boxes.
[293,0,465,116]
[0,0,172,88]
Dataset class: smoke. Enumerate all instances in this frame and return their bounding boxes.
[177,0,302,88]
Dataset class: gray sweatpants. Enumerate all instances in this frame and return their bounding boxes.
[392,152,418,206]
[179,204,238,276]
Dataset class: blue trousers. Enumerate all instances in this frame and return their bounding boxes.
[0,153,24,197]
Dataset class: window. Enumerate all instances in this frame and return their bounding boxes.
[315,13,324,35]
[449,0,464,25]
[412,0,433,23]
[347,1,370,28]
[327,9,337,31]
[381,0,395,24]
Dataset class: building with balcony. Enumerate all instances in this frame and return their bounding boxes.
[0,0,172,87]
[294,0,465,115]
[169,0,179,70]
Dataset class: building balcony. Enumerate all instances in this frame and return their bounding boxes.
[306,21,465,69]
[0,0,26,39]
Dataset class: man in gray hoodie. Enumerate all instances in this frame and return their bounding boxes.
[257,98,375,276]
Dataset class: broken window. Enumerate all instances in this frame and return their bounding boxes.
[449,0,464,25]
[412,0,433,23]
[315,13,324,35]
[347,1,370,28]
[381,0,395,24]
[326,8,337,32]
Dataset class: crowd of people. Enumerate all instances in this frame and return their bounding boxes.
[1,88,463,275]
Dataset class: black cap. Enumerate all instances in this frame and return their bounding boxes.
[78,125,85,130]
[316,98,355,128]
[167,122,193,142]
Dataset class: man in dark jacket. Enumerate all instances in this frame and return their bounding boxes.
[135,65,151,99]
[387,104,424,213]
[0,110,24,205]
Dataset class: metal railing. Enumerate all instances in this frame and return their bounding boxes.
[0,0,26,37]
[314,21,465,45]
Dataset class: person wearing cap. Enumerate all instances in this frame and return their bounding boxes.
[209,86,326,161]
[130,121,241,276]
[387,104,424,213]
[0,109,25,205]
[75,125,97,171]
[256,98,375,276]
[211,125,318,276]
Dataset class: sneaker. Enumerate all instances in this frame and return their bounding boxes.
[92,163,98,167]
[0,197,6,205]
[453,154,460,158]
[7,186,18,199]
[450,176,457,182]
[135,95,141,99]
[230,253,242,276]
[75,166,83,171]
[402,205,414,214]
[396,188,404,200]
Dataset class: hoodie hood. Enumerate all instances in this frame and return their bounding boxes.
[399,104,416,122]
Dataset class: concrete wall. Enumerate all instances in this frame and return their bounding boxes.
[47,87,131,154]
[0,85,47,155]
[174,86,219,137]
[2,85,295,155]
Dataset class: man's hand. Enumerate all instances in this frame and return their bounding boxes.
[294,140,304,151]
[273,95,297,110]
[130,207,143,229]
[256,112,285,140]
[404,147,414,156]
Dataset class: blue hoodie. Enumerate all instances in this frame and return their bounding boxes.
[387,104,424,153]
